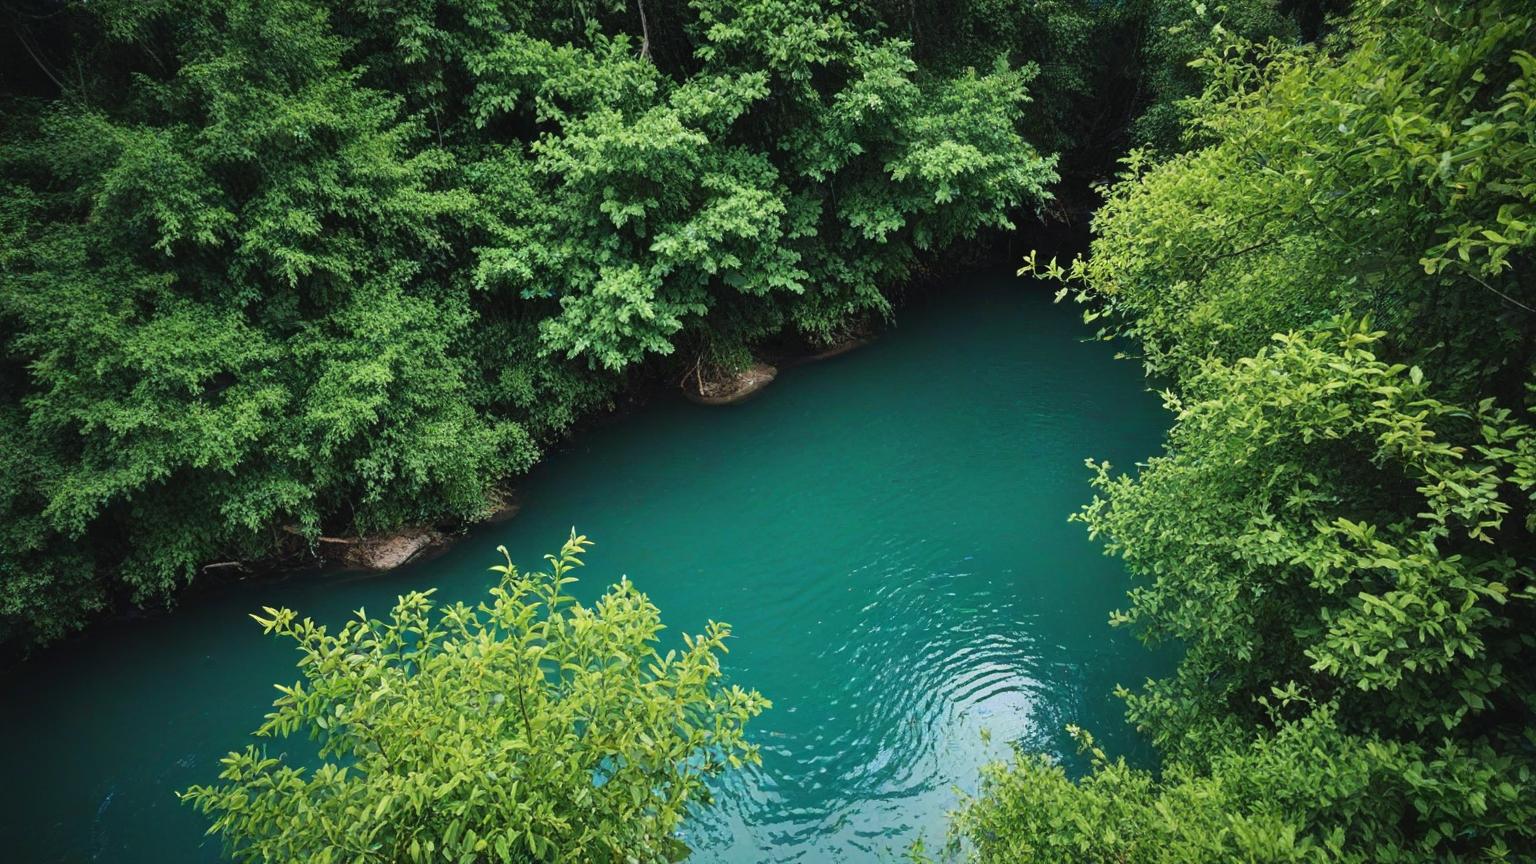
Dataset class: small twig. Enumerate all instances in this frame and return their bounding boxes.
[1466,271,1535,314]
[1196,234,1285,274]
[636,0,652,61]
[13,25,65,93]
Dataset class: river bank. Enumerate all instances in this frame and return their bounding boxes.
[0,274,1167,863]
[22,235,1079,656]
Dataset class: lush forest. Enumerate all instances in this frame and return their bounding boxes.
[1,0,1061,645]
[3,0,1534,861]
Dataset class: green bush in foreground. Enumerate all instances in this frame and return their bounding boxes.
[181,533,768,863]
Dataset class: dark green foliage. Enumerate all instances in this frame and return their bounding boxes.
[0,0,1343,649]
[0,0,1058,645]
[854,0,1329,176]
[860,0,1125,158]
[1,1,513,644]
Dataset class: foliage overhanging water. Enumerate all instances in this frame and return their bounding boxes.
[0,274,1169,862]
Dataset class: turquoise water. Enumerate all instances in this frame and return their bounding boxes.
[0,274,1170,862]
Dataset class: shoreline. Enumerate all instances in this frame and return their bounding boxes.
[7,236,1078,664]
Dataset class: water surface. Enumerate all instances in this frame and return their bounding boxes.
[0,274,1170,862]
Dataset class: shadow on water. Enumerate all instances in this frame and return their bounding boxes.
[0,272,1172,863]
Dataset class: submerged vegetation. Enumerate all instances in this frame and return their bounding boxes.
[4,0,1535,861]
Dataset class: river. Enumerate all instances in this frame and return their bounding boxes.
[0,273,1170,862]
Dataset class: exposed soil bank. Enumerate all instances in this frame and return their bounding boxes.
[683,362,779,405]
[16,225,1091,652]
[804,337,871,362]
[300,491,521,573]
[315,527,447,571]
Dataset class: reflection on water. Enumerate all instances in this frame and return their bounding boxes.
[0,275,1170,862]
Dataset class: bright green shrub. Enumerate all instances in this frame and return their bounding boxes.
[939,702,1535,863]
[947,2,1536,860]
[1043,0,1536,389]
[181,533,769,863]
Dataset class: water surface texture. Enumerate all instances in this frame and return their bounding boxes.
[0,275,1170,862]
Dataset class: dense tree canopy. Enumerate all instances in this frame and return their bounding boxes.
[0,0,1071,645]
[0,0,1328,649]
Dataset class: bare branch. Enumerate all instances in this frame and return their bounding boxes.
[636,0,652,61]
[13,25,66,93]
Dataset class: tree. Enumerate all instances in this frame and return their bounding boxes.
[942,2,1536,860]
[180,532,769,863]
[1130,0,1306,153]
[0,0,1058,647]
[1040,0,1536,391]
